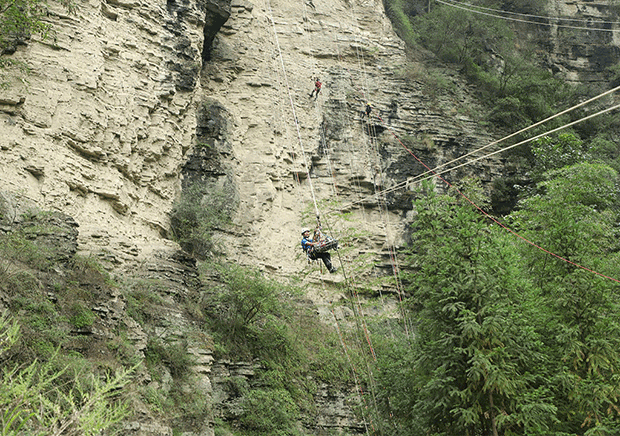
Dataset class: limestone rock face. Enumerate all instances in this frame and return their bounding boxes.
[0,0,220,268]
[2,0,620,433]
[3,0,618,282]
[545,0,620,84]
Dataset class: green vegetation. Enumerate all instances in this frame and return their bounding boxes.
[385,0,572,130]
[374,155,620,434]
[0,204,354,435]
[5,1,620,435]
[383,0,620,215]
[199,261,357,435]
[0,315,133,436]
[0,210,137,435]
[0,0,74,88]
[169,182,234,259]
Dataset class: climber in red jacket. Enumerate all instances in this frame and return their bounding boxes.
[309,78,322,99]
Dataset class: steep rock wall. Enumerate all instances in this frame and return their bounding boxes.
[546,0,620,84]
[0,0,229,269]
[0,0,502,288]
[2,0,620,433]
[198,0,502,289]
[2,0,619,286]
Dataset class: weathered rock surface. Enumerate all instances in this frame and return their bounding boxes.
[4,0,617,284]
[2,0,620,434]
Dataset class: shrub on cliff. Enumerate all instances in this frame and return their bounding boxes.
[0,315,134,435]
[0,0,75,88]
[169,183,232,259]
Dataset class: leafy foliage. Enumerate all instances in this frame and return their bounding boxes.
[530,132,590,180]
[239,389,301,436]
[0,315,133,436]
[0,0,74,88]
[384,0,573,131]
[379,158,620,435]
[387,181,554,435]
[199,262,353,434]
[169,183,233,259]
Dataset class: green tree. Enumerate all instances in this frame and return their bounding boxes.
[169,183,233,259]
[413,4,509,67]
[509,163,620,434]
[384,0,572,130]
[1,0,49,54]
[386,181,555,435]
[206,263,285,356]
[1,0,73,88]
[530,132,589,181]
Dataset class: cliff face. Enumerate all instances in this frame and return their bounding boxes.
[4,0,617,280]
[2,0,620,434]
[0,0,503,282]
[0,0,229,269]
[546,0,620,84]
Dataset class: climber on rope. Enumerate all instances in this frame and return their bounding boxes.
[309,77,322,100]
[364,102,373,118]
[301,227,338,273]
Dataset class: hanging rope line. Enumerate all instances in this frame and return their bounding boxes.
[266,2,321,223]
[364,119,411,339]
[332,37,412,339]
[441,0,620,27]
[330,16,413,430]
[325,95,620,216]
[264,6,386,431]
[266,0,387,397]
[408,84,620,185]
[331,36,411,356]
[413,102,620,184]
[309,33,395,426]
[435,0,620,32]
[329,25,414,341]
[330,305,373,436]
[375,111,620,284]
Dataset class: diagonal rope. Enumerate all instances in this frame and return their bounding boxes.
[441,0,620,26]
[408,84,620,185]
[375,110,620,284]
[435,0,620,32]
[414,102,620,184]
[325,96,620,217]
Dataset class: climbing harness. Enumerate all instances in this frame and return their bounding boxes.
[309,227,339,254]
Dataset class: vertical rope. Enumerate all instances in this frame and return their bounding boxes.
[266,1,320,222]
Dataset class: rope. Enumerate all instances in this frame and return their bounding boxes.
[375,111,620,284]
[325,95,620,216]
[266,2,321,224]
[330,22,414,340]
[330,16,411,431]
[414,102,620,184]
[330,305,373,436]
[408,84,620,186]
[261,2,400,432]
[364,117,411,339]
[435,0,620,32]
[441,0,620,27]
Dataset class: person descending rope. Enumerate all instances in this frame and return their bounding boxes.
[301,228,337,273]
[365,102,373,118]
[309,77,322,100]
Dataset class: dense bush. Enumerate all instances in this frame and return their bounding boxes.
[169,183,233,259]
[383,0,573,130]
[376,163,620,434]
[0,316,133,436]
[199,262,355,434]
